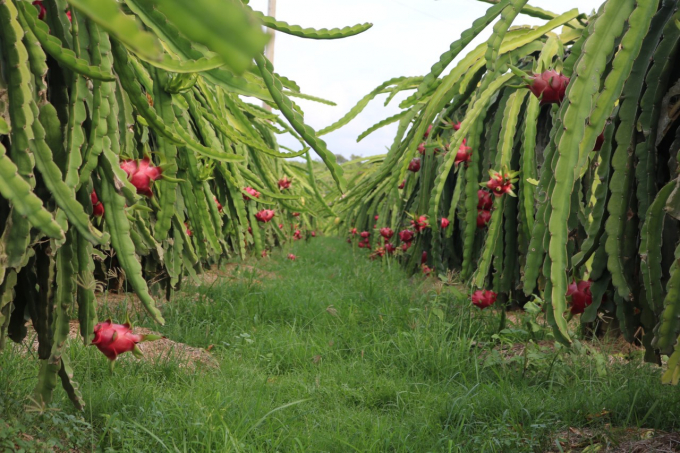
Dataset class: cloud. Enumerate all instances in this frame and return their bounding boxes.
[247,0,597,158]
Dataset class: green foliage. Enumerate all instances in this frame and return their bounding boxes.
[331,0,680,382]
[0,0,365,409]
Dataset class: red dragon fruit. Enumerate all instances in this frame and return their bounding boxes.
[417,143,426,155]
[485,171,517,197]
[408,158,421,173]
[288,254,297,260]
[120,157,163,198]
[477,189,494,210]
[454,139,472,166]
[350,228,358,235]
[440,217,450,229]
[471,290,497,310]
[401,242,412,252]
[423,124,433,139]
[91,191,104,217]
[278,176,292,190]
[451,121,461,131]
[398,179,406,189]
[399,229,415,243]
[91,320,163,369]
[380,228,394,240]
[255,209,275,223]
[385,243,396,254]
[243,186,261,201]
[214,197,223,213]
[477,210,492,228]
[422,265,433,276]
[360,231,370,239]
[292,212,300,217]
[566,280,593,315]
[526,70,569,105]
[421,251,427,265]
[410,215,429,233]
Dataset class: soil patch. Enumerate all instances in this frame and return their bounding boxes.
[13,320,218,370]
[547,427,680,452]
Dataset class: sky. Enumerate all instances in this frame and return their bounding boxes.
[247,0,599,159]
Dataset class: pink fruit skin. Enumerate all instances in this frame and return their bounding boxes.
[91,320,158,361]
[440,218,450,229]
[471,290,497,309]
[380,228,394,240]
[567,280,593,314]
[476,210,492,228]
[243,186,261,201]
[120,158,162,198]
[477,190,494,210]
[527,70,569,105]
[399,230,414,243]
[91,191,104,217]
[255,209,275,223]
[278,177,292,190]
[408,158,421,173]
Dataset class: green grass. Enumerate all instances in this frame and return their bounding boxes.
[2,237,680,452]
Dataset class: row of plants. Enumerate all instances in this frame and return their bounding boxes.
[327,0,680,382]
[0,0,366,408]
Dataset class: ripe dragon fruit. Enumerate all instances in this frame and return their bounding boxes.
[422,265,433,275]
[454,139,472,166]
[477,210,492,228]
[360,231,370,239]
[214,197,223,213]
[120,157,163,198]
[567,280,593,315]
[91,191,104,217]
[292,212,301,217]
[278,176,292,190]
[423,124,433,139]
[451,121,461,131]
[255,209,275,223]
[385,243,396,254]
[485,171,518,197]
[380,227,394,240]
[398,179,406,190]
[477,189,494,210]
[410,215,429,233]
[408,158,421,173]
[243,186,261,201]
[91,320,163,370]
[440,218,450,229]
[417,143,426,155]
[471,290,497,310]
[525,70,570,105]
[261,250,268,258]
[374,215,379,221]
[399,230,415,243]
[421,251,427,265]
[401,242,412,252]
[350,227,358,235]
[287,254,297,260]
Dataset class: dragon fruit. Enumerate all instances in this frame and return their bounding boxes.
[91,320,163,369]
[120,157,163,198]
[471,290,497,310]
[91,191,104,217]
[526,70,569,105]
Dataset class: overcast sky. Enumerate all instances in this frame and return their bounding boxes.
[247,0,598,159]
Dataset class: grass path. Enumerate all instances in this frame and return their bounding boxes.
[2,237,680,452]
